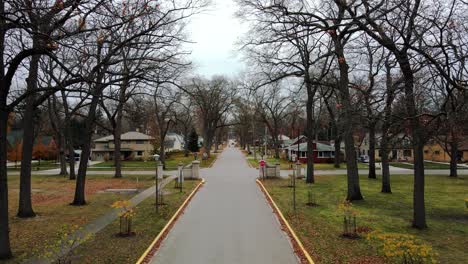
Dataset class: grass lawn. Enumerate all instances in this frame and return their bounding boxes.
[261,174,467,264]
[246,156,369,170]
[5,174,155,263]
[91,152,217,170]
[7,160,59,171]
[72,179,201,263]
[391,161,468,170]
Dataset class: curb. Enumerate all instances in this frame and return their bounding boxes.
[135,178,205,264]
[256,179,314,264]
[207,153,219,168]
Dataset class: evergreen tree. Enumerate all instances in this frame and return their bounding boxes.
[187,129,200,153]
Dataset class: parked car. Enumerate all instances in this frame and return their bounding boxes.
[358,155,369,163]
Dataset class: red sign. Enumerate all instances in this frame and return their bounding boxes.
[259,160,266,167]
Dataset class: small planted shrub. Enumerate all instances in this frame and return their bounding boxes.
[306,189,318,207]
[338,200,359,238]
[111,200,136,237]
[367,231,438,264]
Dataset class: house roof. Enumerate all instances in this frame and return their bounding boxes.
[7,130,23,146]
[7,130,54,146]
[284,142,334,152]
[94,131,154,142]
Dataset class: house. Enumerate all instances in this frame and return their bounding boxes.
[284,141,335,163]
[91,131,154,161]
[7,130,57,161]
[375,133,414,161]
[423,138,468,162]
[164,133,185,152]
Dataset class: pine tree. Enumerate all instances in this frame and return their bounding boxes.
[187,129,200,153]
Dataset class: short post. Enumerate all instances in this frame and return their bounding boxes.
[153,154,160,213]
[157,162,163,180]
[275,163,281,178]
[178,162,184,192]
[295,162,301,178]
[259,159,266,180]
[192,160,200,179]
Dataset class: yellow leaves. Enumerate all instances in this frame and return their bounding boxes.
[112,200,136,219]
[337,200,358,216]
[111,200,131,209]
[367,231,438,263]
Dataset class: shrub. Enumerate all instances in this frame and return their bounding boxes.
[367,231,438,264]
[111,200,136,236]
[337,200,359,238]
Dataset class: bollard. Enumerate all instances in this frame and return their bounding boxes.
[295,162,301,178]
[192,160,200,179]
[157,163,163,179]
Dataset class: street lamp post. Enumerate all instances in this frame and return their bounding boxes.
[153,154,160,213]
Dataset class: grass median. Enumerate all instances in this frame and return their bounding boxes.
[5,174,155,263]
[72,179,201,263]
[261,174,467,263]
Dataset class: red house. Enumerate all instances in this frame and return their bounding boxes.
[284,141,335,163]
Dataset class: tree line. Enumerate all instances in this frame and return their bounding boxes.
[233,0,468,230]
[0,0,245,259]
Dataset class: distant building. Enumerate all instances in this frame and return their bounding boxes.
[283,140,335,163]
[91,131,154,161]
[423,138,468,162]
[164,133,185,152]
[6,130,57,161]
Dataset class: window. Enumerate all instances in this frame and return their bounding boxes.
[403,150,412,157]
[301,151,307,158]
[424,150,429,154]
[434,150,440,155]
[137,151,143,156]
[136,140,145,144]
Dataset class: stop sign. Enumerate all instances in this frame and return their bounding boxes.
[259,160,266,167]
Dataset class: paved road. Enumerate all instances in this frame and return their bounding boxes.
[150,148,298,264]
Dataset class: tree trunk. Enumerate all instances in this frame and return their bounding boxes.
[449,141,458,178]
[334,38,362,201]
[334,136,342,168]
[17,52,40,218]
[305,92,315,183]
[203,126,214,158]
[67,142,76,180]
[71,87,102,206]
[113,127,122,178]
[368,126,376,179]
[398,54,426,228]
[0,108,12,259]
[49,99,68,176]
[61,91,75,180]
[380,138,392,193]
[58,144,67,176]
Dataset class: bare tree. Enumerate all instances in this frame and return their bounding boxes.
[187,76,236,158]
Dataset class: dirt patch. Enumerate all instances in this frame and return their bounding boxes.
[31,179,141,206]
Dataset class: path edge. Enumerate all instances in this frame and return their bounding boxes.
[256,179,314,264]
[135,178,205,264]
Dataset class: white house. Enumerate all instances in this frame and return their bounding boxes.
[164,133,185,152]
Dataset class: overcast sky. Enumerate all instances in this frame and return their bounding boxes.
[187,0,246,77]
